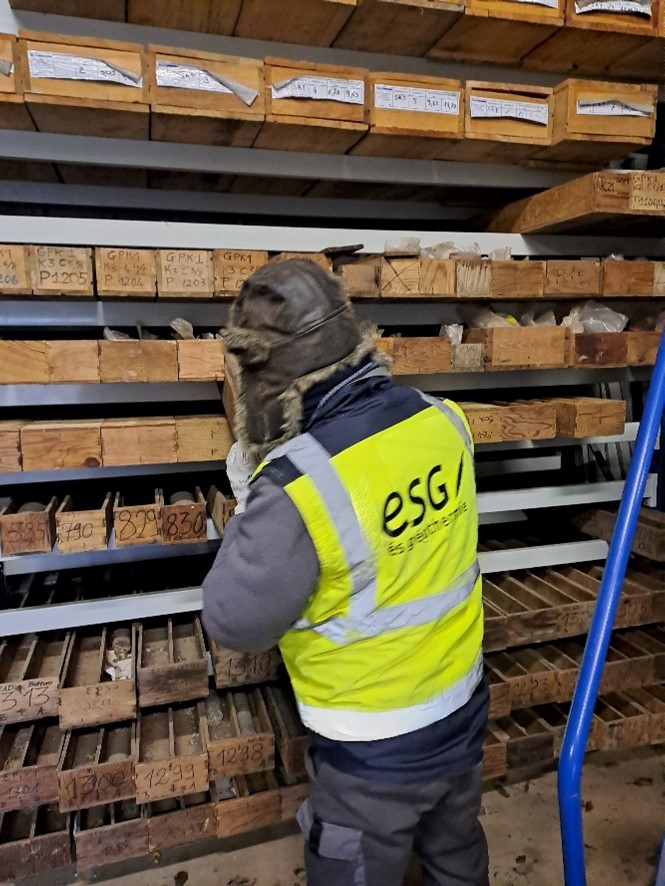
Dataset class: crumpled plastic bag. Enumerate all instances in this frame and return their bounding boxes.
[521,306,557,327]
[562,300,628,334]
[439,324,463,344]
[460,305,518,329]
[170,317,195,340]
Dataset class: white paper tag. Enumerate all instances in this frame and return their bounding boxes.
[272,76,364,105]
[374,84,460,115]
[0,60,13,77]
[512,0,559,9]
[156,60,258,106]
[575,0,651,14]
[577,98,653,117]
[470,96,549,125]
[28,50,141,87]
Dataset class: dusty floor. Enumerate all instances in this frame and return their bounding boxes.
[35,747,664,886]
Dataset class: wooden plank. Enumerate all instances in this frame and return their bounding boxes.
[55,492,113,553]
[465,327,567,370]
[138,616,208,708]
[333,0,463,56]
[542,397,626,437]
[28,245,94,296]
[113,489,162,548]
[0,421,24,472]
[235,0,357,45]
[390,337,453,374]
[147,792,216,852]
[270,252,333,272]
[95,247,156,298]
[206,687,275,779]
[0,723,63,813]
[206,486,236,537]
[0,340,47,384]
[262,684,307,776]
[626,685,665,743]
[135,702,208,803]
[102,417,176,466]
[566,331,629,368]
[263,57,367,124]
[420,259,456,296]
[0,496,57,555]
[0,806,71,879]
[161,486,208,545]
[74,801,148,872]
[603,260,659,297]
[9,1,125,19]
[20,419,102,470]
[0,244,32,294]
[45,339,100,383]
[25,93,149,139]
[0,631,70,724]
[59,625,136,730]
[255,114,367,153]
[216,771,281,838]
[337,256,381,296]
[177,340,225,381]
[156,248,214,298]
[494,401,557,441]
[380,256,420,296]
[595,693,650,751]
[482,728,507,779]
[213,249,269,297]
[544,259,602,297]
[574,507,665,562]
[152,103,262,147]
[128,0,241,33]
[627,331,661,367]
[208,639,282,690]
[175,415,233,462]
[277,768,309,821]
[458,402,503,443]
[57,723,135,812]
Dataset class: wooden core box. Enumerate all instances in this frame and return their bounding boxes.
[255,57,368,154]
[0,33,34,131]
[148,45,264,147]
[351,72,463,159]
[18,31,149,139]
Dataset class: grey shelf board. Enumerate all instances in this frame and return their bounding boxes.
[407,367,652,392]
[476,423,642,451]
[1,518,222,576]
[477,475,658,514]
[0,540,609,635]
[0,299,228,328]
[0,217,662,256]
[0,460,223,486]
[0,381,222,406]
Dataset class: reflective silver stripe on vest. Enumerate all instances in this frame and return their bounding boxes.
[269,432,376,622]
[418,392,473,455]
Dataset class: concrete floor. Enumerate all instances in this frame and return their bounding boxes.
[34,747,664,886]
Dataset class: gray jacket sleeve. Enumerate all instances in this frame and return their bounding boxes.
[201,475,320,652]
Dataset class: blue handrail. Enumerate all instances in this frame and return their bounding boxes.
[558,331,665,886]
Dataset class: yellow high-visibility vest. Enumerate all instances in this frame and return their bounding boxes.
[255,393,484,742]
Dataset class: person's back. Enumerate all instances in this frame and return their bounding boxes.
[203,259,489,886]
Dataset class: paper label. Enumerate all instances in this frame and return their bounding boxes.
[272,76,364,105]
[512,0,559,9]
[155,60,258,106]
[374,84,460,115]
[28,50,141,87]
[577,98,652,117]
[470,96,549,125]
[575,0,651,14]
[0,60,13,77]
[629,172,665,211]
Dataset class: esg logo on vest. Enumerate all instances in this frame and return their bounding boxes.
[382,465,449,539]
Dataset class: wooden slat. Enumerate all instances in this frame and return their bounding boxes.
[0,632,70,723]
[262,684,308,776]
[75,801,147,872]
[138,616,208,708]
[0,805,71,879]
[57,723,135,812]
[0,723,63,813]
[235,0,357,45]
[55,493,113,553]
[465,327,566,370]
[206,687,275,779]
[208,638,282,690]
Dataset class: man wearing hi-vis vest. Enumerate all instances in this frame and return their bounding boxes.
[203,259,489,886]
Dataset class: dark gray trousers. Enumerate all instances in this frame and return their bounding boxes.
[297,752,489,886]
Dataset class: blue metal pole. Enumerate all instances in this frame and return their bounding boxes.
[558,331,665,886]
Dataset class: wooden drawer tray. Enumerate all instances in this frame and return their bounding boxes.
[99,340,178,382]
[235,0,357,45]
[137,615,208,707]
[0,805,71,878]
[45,339,100,383]
[103,418,176,466]
[175,415,233,462]
[565,331,628,367]
[57,722,135,812]
[575,506,665,561]
[206,485,236,537]
[59,625,136,730]
[0,421,25,472]
[458,403,503,444]
[156,248,214,298]
[0,244,32,294]
[351,72,463,159]
[28,245,94,296]
[113,489,162,548]
[20,420,102,470]
[55,492,113,553]
[149,46,264,147]
[603,259,665,296]
[0,631,70,723]
[177,340,225,381]
[263,684,308,776]
[465,327,566,369]
[216,771,281,838]
[627,332,662,367]
[456,259,545,299]
[0,496,57,554]
[277,767,309,821]
[213,248,269,297]
[256,57,368,154]
[379,337,453,374]
[493,401,557,441]
[160,486,208,545]
[75,800,147,872]
[147,790,217,853]
[135,702,208,803]
[545,259,602,297]
[0,340,47,383]
[206,687,275,780]
[542,396,626,437]
[208,638,282,690]
[95,247,156,297]
[0,722,64,813]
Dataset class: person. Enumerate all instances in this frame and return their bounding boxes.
[202,258,489,886]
